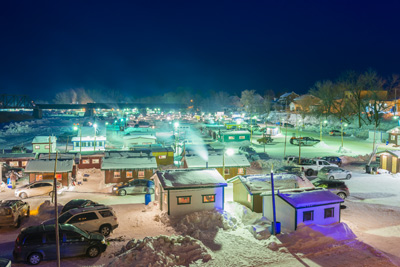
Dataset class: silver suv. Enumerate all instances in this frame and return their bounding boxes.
[0,200,30,228]
[42,205,118,236]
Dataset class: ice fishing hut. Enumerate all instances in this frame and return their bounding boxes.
[261,189,344,232]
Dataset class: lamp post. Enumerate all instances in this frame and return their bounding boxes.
[250,116,257,144]
[222,148,234,179]
[320,119,327,142]
[283,118,288,159]
[174,122,179,154]
[93,123,97,152]
[341,123,347,148]
[73,124,82,153]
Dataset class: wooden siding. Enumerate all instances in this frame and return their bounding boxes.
[104,169,155,183]
[29,172,70,186]
[232,180,253,210]
[215,167,246,180]
[78,156,103,169]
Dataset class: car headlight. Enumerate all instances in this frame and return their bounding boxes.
[101,238,106,244]
[112,187,117,191]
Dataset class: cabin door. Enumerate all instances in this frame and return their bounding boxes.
[392,158,397,173]
[382,156,387,170]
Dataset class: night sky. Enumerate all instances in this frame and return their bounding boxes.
[1,0,400,101]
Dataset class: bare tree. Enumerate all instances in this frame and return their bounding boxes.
[240,90,258,114]
[309,80,335,118]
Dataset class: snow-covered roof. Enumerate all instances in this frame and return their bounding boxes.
[105,151,152,158]
[221,131,250,135]
[123,135,157,140]
[229,174,313,194]
[71,136,106,141]
[101,157,157,170]
[278,190,344,208]
[32,136,57,143]
[155,169,227,189]
[24,159,74,173]
[386,126,400,133]
[185,154,250,168]
[0,153,36,159]
[377,150,400,158]
[38,153,80,162]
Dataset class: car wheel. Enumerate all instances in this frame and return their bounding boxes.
[99,224,111,237]
[337,192,346,199]
[14,217,21,228]
[346,174,351,179]
[329,176,335,180]
[118,189,126,196]
[306,169,313,176]
[28,252,42,265]
[19,192,27,199]
[87,246,100,258]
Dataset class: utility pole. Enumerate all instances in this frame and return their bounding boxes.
[52,151,61,267]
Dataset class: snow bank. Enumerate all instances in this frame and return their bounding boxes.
[314,141,330,149]
[109,235,212,267]
[337,146,352,154]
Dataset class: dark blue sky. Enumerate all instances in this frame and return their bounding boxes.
[1,0,400,101]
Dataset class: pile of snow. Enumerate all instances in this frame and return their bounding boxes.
[337,146,352,154]
[340,154,371,165]
[110,235,212,267]
[377,168,390,174]
[314,141,330,148]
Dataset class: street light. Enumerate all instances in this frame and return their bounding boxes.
[73,124,82,153]
[222,148,234,179]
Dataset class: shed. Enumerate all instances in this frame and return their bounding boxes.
[75,152,104,169]
[264,126,280,136]
[218,131,250,143]
[228,174,314,213]
[386,127,400,145]
[24,159,74,186]
[262,189,344,232]
[123,135,157,147]
[152,169,227,216]
[183,154,250,179]
[377,150,400,173]
[32,136,57,154]
[101,154,157,183]
[0,153,36,169]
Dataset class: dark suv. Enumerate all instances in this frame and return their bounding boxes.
[311,179,350,199]
[13,224,107,265]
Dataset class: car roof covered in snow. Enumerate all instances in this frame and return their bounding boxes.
[101,156,157,169]
[155,169,227,189]
[278,190,344,208]
[185,154,250,168]
[24,159,74,173]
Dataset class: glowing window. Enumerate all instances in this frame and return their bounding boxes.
[238,168,244,174]
[202,194,215,203]
[303,211,314,222]
[138,171,145,178]
[324,208,334,218]
[392,135,396,140]
[22,161,28,167]
[247,194,251,203]
[82,159,90,164]
[92,159,100,164]
[34,145,40,149]
[159,155,167,159]
[9,161,19,167]
[228,136,235,140]
[55,174,62,180]
[239,136,245,139]
[114,171,121,178]
[177,196,191,205]
[45,145,50,149]
[36,174,43,181]
[126,171,133,178]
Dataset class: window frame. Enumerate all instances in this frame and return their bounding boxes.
[202,194,216,203]
[138,170,145,178]
[303,210,314,222]
[126,171,133,178]
[82,159,90,164]
[92,159,100,164]
[114,171,121,178]
[324,207,334,218]
[238,168,244,174]
[177,196,191,205]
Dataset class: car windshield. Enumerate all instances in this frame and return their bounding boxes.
[73,226,89,238]
[59,212,74,223]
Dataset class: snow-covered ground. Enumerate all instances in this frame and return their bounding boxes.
[1,116,400,266]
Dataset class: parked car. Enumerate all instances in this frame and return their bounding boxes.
[321,156,342,167]
[0,200,30,228]
[275,166,303,176]
[112,179,155,196]
[311,179,350,199]
[329,130,346,136]
[317,166,352,180]
[43,205,118,237]
[15,180,64,199]
[13,224,107,265]
[0,258,11,267]
[294,159,338,176]
[238,146,257,156]
[61,199,100,214]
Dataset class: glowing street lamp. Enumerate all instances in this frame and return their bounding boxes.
[222,148,234,179]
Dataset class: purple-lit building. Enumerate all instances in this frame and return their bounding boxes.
[262,189,344,232]
[152,169,227,216]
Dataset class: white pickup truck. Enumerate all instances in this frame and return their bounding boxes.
[292,159,338,176]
